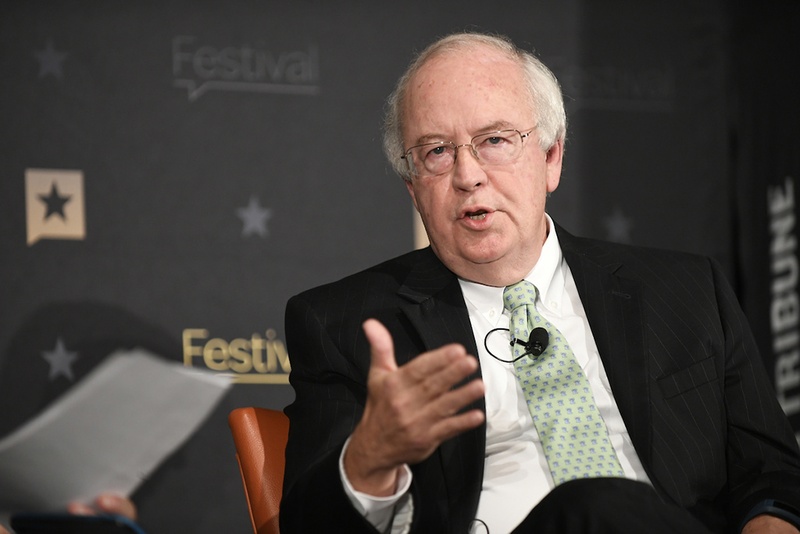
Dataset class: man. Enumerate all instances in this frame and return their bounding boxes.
[280,32,800,533]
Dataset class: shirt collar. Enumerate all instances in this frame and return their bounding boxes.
[527,214,565,313]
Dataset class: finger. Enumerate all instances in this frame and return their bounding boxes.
[66,501,95,516]
[67,494,138,521]
[388,376,485,460]
[363,319,398,373]
[430,407,486,443]
[407,379,484,453]
[412,349,478,395]
[430,377,485,419]
[96,493,138,520]
[389,349,477,410]
[396,343,471,390]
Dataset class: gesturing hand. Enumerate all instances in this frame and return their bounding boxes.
[343,319,485,496]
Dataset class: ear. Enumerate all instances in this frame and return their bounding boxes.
[405,179,420,211]
[544,138,564,193]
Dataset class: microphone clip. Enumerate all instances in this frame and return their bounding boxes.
[484,327,549,364]
[511,327,549,357]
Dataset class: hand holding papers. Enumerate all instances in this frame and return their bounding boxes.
[0,349,231,513]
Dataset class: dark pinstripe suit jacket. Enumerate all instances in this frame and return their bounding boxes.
[280,226,800,533]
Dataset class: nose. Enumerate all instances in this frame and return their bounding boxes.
[451,143,485,190]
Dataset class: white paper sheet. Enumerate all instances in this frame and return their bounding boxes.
[0,349,231,512]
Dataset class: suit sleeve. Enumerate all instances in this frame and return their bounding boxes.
[279,292,382,534]
[711,257,800,527]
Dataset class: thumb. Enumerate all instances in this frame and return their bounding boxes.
[363,319,398,373]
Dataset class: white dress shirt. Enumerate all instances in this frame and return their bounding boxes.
[342,216,650,533]
[460,215,650,532]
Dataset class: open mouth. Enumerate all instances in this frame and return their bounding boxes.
[465,209,488,221]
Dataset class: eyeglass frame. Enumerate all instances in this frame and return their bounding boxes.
[399,127,537,178]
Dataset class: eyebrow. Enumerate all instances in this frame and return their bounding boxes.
[411,120,519,145]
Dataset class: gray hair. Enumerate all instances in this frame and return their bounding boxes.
[382,32,567,181]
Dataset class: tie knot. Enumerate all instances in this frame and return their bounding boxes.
[503,280,538,313]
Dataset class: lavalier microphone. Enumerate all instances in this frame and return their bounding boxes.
[484,327,549,363]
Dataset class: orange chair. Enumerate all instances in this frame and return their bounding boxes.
[228,407,290,534]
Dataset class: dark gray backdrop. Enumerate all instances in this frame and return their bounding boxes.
[1,1,796,532]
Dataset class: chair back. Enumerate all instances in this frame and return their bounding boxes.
[228,407,289,534]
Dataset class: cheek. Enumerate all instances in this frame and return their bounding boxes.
[415,185,448,215]
[521,163,550,199]
[405,181,419,209]
[409,193,438,232]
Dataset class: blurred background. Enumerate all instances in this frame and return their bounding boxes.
[1,0,798,531]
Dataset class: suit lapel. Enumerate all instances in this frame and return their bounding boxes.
[558,228,654,476]
[396,247,485,532]
[397,248,479,356]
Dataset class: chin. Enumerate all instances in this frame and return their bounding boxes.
[434,235,513,265]
[461,246,512,267]
[462,236,513,261]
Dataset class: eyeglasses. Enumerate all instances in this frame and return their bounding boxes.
[400,127,536,178]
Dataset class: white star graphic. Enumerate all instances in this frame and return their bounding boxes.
[41,337,79,381]
[34,39,68,79]
[236,195,272,238]
[603,207,633,243]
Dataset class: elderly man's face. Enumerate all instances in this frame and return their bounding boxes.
[402,46,563,286]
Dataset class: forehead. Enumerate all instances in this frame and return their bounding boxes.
[402,47,534,142]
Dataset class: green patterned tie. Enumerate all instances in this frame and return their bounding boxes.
[503,280,624,484]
